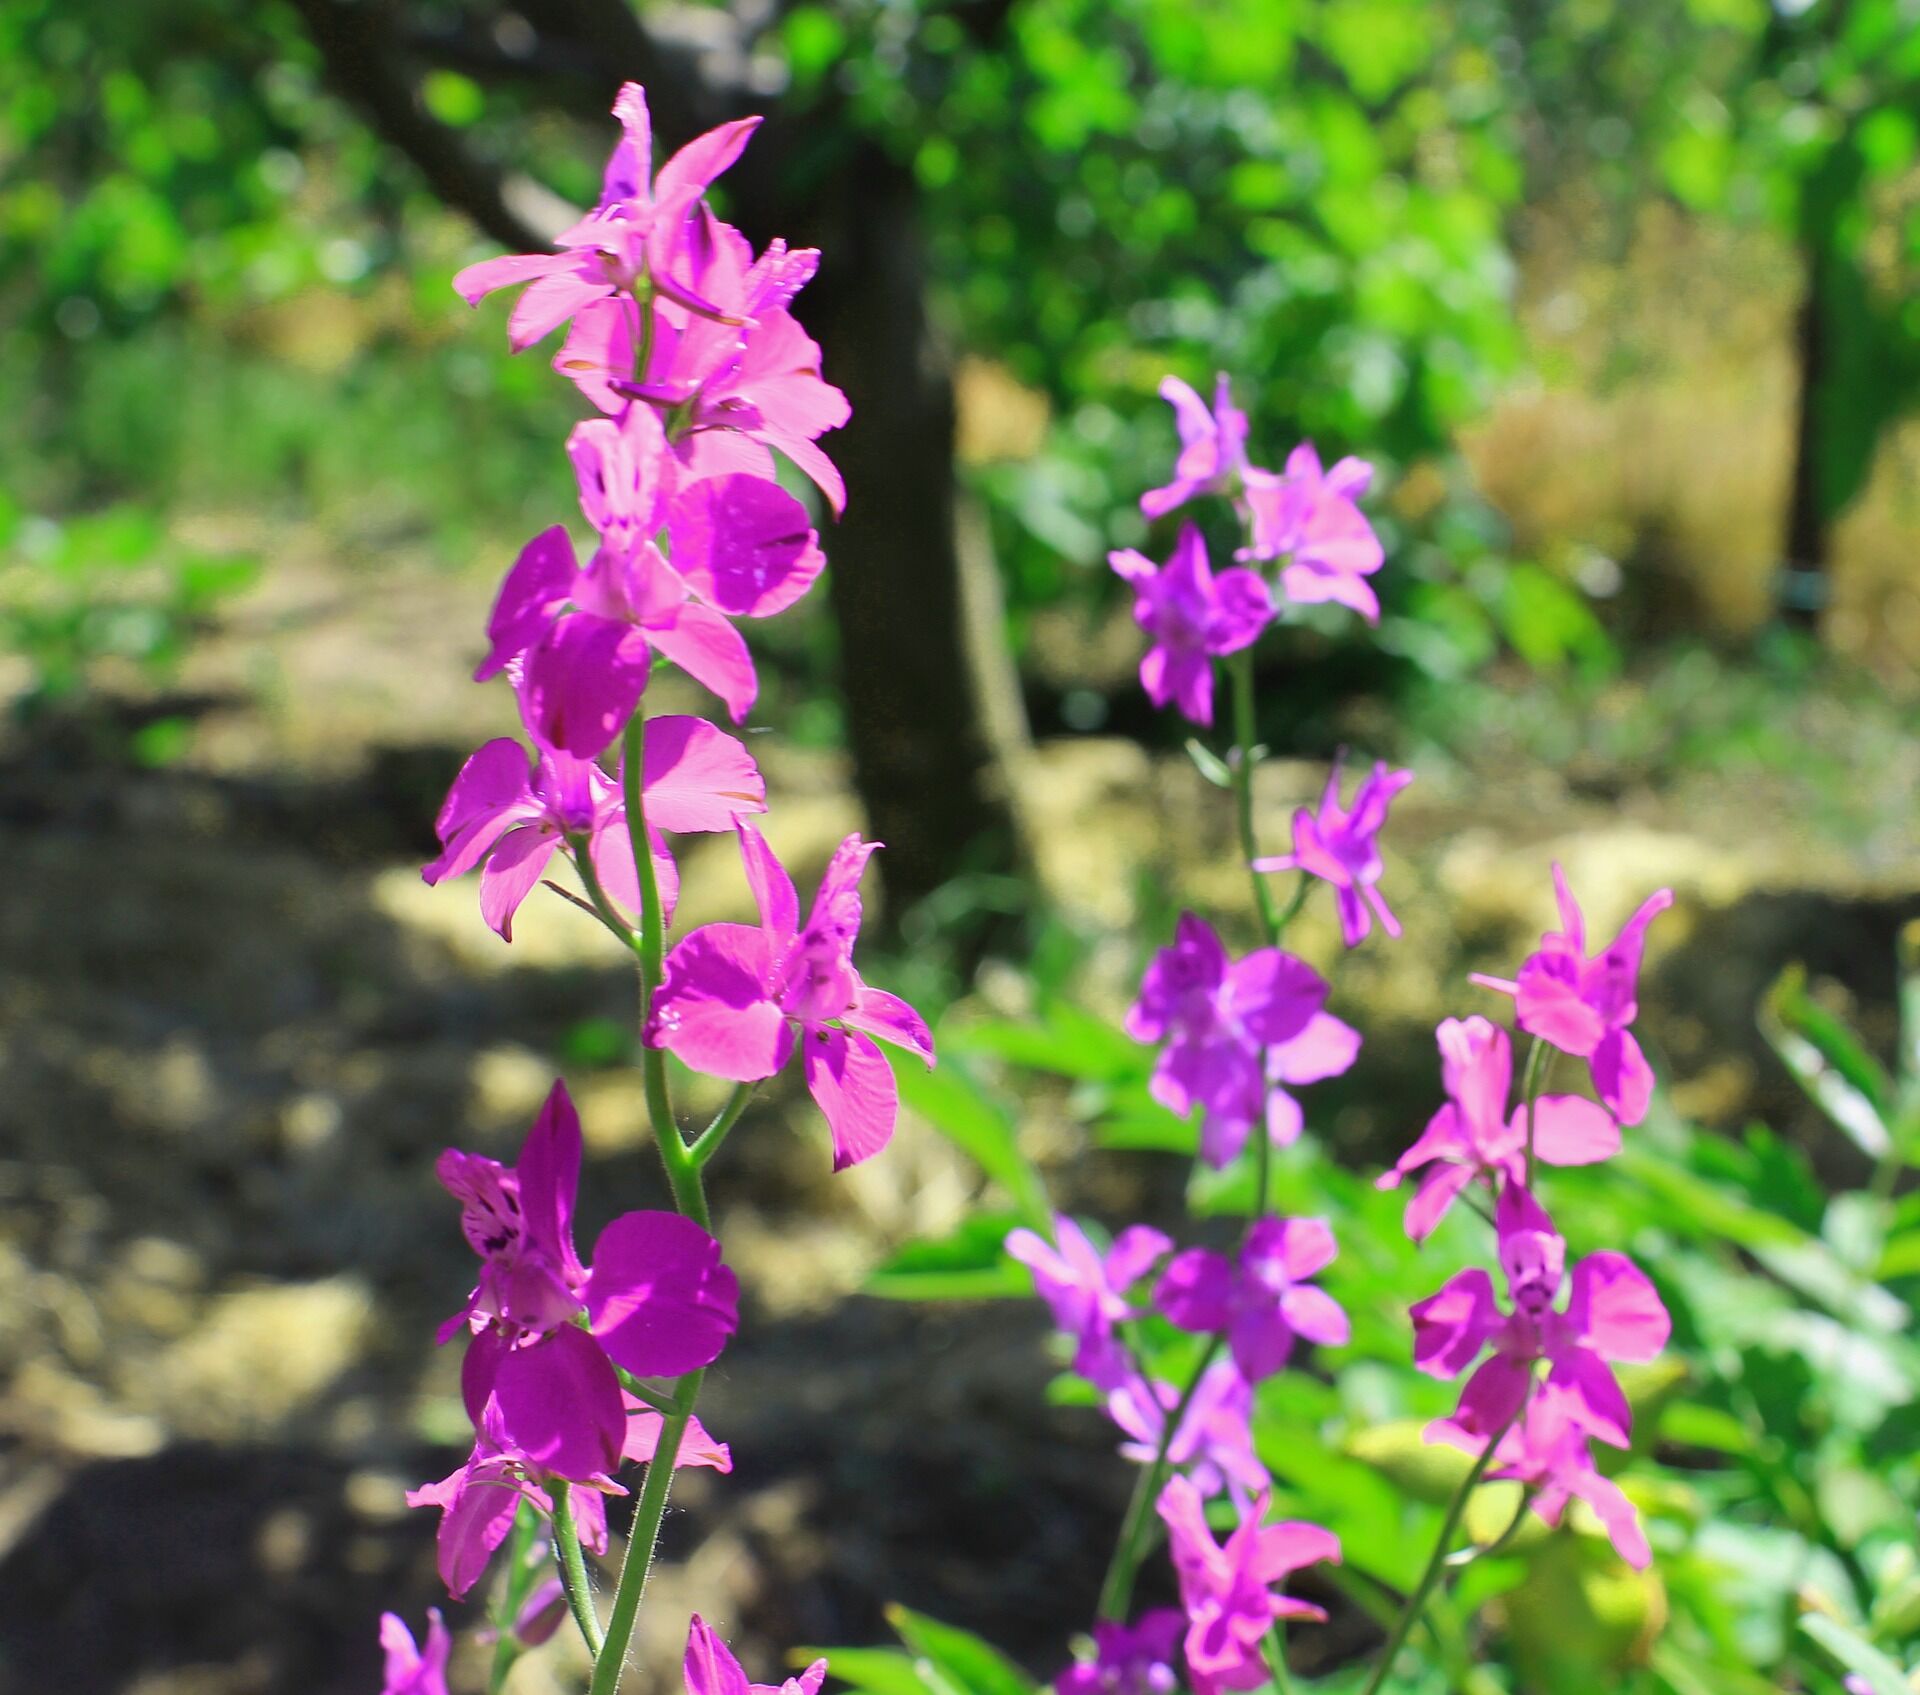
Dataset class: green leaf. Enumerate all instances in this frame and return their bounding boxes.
[1185,736,1234,788]
[803,1646,939,1695]
[1801,1613,1913,1695]
[1615,1146,1809,1249]
[893,1057,1051,1229]
[1762,964,1893,1157]
[866,1213,1030,1302]
[885,1605,1038,1695]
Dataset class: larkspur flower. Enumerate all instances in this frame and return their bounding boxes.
[683,1615,828,1695]
[1055,1611,1185,1695]
[436,1081,738,1477]
[1472,865,1674,1126]
[1155,1217,1350,1384]
[1431,1383,1651,1569]
[1252,755,1413,948]
[1409,1183,1669,1448]
[454,84,758,351]
[1157,1475,1340,1695]
[1126,912,1359,1169]
[1107,1359,1269,1509]
[1377,1016,1621,1241]
[645,821,935,1169]
[561,210,851,511]
[1141,375,1250,519]
[378,1610,451,1695]
[1108,525,1271,727]
[1004,1215,1171,1391]
[1238,442,1384,623]
[422,714,765,940]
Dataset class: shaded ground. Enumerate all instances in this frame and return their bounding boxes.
[2,528,1917,1695]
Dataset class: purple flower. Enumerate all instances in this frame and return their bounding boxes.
[1108,526,1271,726]
[1238,443,1383,623]
[1410,1184,1669,1449]
[645,821,935,1170]
[1155,1217,1349,1384]
[1431,1383,1651,1569]
[435,1081,739,1478]
[1107,1360,1269,1509]
[422,715,765,940]
[562,214,851,513]
[684,1615,827,1695]
[1157,1475,1340,1695]
[1378,1016,1621,1241]
[1004,1215,1171,1391]
[1126,913,1359,1169]
[1055,1611,1185,1695]
[1473,865,1673,1126]
[454,83,759,350]
[378,1610,451,1695]
[1141,375,1250,519]
[1252,755,1413,948]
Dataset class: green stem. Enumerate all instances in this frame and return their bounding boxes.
[488,1499,545,1694]
[1228,649,1281,947]
[1097,1336,1225,1621]
[570,832,645,960]
[552,1482,605,1655]
[1265,1627,1294,1695]
[611,1366,681,1415]
[1448,1486,1536,1567]
[1357,1401,1526,1695]
[690,1083,755,1169]
[1519,1037,1549,1189]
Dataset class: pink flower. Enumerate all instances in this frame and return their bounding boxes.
[645,822,934,1169]
[1141,375,1250,519]
[378,1610,451,1695]
[1238,443,1383,623]
[1473,865,1673,1126]
[1005,1215,1171,1391]
[1155,1217,1350,1384]
[1107,1360,1269,1510]
[1126,913,1359,1169]
[453,83,759,351]
[422,715,765,940]
[1378,1016,1621,1241]
[1108,526,1272,726]
[562,212,851,512]
[436,1082,739,1478]
[1055,1611,1185,1695]
[1409,1184,1669,1448]
[683,1615,827,1695]
[1252,755,1413,948]
[1431,1384,1651,1569]
[1156,1475,1340,1695]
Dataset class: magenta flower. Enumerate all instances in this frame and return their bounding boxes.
[1155,1217,1350,1384]
[1005,1215,1171,1391]
[645,821,934,1169]
[1410,1184,1669,1448]
[1378,1016,1621,1241]
[454,83,759,351]
[1252,755,1413,948]
[1472,865,1673,1126]
[435,1081,738,1479]
[684,1615,827,1695]
[561,214,851,512]
[1126,913,1359,1169]
[1055,1611,1185,1695]
[422,715,765,940]
[1108,526,1272,726]
[1141,375,1250,519]
[1157,1475,1340,1695]
[378,1610,451,1695]
[1107,1360,1269,1509]
[1239,443,1383,623]
[504,1579,570,1649]
[1431,1383,1651,1568]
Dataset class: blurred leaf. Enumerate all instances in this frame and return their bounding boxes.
[885,1606,1039,1695]
[1801,1614,1911,1695]
[866,1213,1029,1302]
[893,1057,1051,1230]
[1761,965,1893,1158]
[804,1647,939,1695]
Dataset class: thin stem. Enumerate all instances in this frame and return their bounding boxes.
[570,835,645,960]
[1357,1400,1527,1695]
[552,1481,606,1656]
[1264,1627,1294,1695]
[690,1083,755,1169]
[1519,1037,1549,1189]
[611,1366,682,1415]
[1228,650,1281,947]
[488,1499,545,1694]
[1097,1336,1225,1621]
[1447,1486,1537,1568]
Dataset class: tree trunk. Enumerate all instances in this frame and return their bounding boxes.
[1780,245,1831,632]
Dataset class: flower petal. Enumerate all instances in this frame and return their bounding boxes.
[587,1210,741,1377]
[647,922,792,1081]
[643,714,767,833]
[802,1026,898,1170]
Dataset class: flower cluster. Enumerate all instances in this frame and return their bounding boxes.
[380,83,931,1691]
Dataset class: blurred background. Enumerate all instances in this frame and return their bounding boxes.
[2,1,1918,1691]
